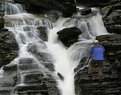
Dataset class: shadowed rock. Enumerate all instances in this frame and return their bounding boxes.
[80,8,92,15]
[76,0,120,7]
[0,29,18,67]
[57,27,82,47]
[24,72,43,84]
[16,84,47,92]
[75,60,120,95]
[14,0,76,17]
[37,26,48,41]
[0,9,5,29]
[96,34,121,53]
[101,3,121,34]
[96,34,121,63]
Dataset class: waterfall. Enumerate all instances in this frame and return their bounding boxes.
[47,18,76,95]
[4,3,54,94]
[2,2,108,95]
[4,2,25,15]
[46,11,107,95]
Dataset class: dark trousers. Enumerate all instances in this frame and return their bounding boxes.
[88,60,103,79]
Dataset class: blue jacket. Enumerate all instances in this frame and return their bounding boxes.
[89,43,105,60]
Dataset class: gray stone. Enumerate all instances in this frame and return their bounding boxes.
[57,27,82,47]
[14,0,76,17]
[37,26,48,41]
[0,29,18,67]
[101,3,121,34]
[76,0,120,7]
[24,72,43,84]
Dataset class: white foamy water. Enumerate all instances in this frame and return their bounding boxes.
[4,2,53,87]
[46,18,76,95]
[46,11,108,95]
[2,2,108,95]
[4,2,25,15]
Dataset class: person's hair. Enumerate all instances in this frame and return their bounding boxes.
[93,40,99,44]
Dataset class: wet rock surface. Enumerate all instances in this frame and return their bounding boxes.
[75,34,121,95]
[57,27,82,47]
[0,28,18,68]
[0,71,17,95]
[0,13,56,94]
[80,8,92,15]
[76,0,120,7]
[0,10,4,29]
[14,0,76,17]
[101,3,121,34]
[27,43,54,63]
[37,26,48,41]
[96,34,121,59]
[75,60,121,95]
[0,0,121,95]
[0,57,59,95]
[0,17,4,29]
[0,9,18,68]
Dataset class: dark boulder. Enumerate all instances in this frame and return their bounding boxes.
[76,0,120,7]
[80,8,92,15]
[0,29,18,67]
[14,0,76,17]
[105,3,121,17]
[57,27,82,47]
[101,3,121,34]
[106,25,121,34]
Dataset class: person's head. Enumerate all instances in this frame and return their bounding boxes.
[93,40,99,44]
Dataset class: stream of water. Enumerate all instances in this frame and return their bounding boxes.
[2,1,108,95]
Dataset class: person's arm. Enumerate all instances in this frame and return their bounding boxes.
[89,47,93,54]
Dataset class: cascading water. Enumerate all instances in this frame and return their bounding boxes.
[46,11,108,95]
[2,1,108,95]
[3,2,55,94]
[4,2,25,15]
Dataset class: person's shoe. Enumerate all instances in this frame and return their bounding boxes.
[98,79,103,83]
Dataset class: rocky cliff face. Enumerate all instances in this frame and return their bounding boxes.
[0,28,18,67]
[14,0,76,17]
[101,3,121,34]
[76,0,120,7]
[0,10,19,94]
[0,10,18,68]
[75,34,121,95]
[0,0,121,95]
[74,1,121,95]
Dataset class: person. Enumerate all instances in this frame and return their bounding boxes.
[88,40,105,83]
